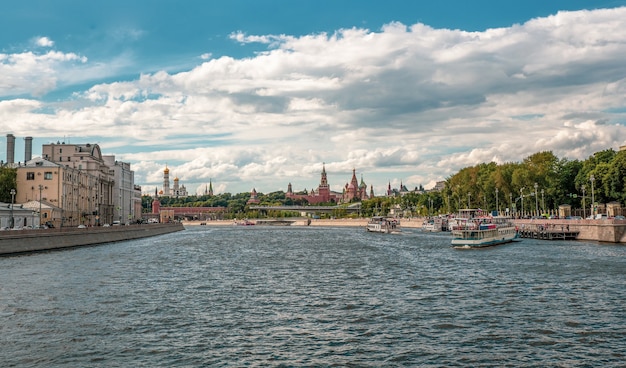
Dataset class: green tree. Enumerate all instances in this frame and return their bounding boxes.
[0,167,17,203]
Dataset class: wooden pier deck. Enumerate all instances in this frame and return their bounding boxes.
[517,229,579,240]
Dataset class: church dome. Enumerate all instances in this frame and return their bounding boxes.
[164,166,169,174]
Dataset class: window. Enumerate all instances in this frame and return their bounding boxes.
[26,172,35,180]
[44,172,53,180]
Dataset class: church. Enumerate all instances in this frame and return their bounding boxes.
[158,166,189,197]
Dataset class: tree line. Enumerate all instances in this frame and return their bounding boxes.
[143,148,625,218]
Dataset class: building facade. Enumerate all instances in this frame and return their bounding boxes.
[15,157,113,227]
[103,155,140,224]
[41,143,119,225]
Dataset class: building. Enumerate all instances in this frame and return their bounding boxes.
[287,164,341,204]
[150,196,224,222]
[0,201,37,229]
[286,165,374,204]
[103,155,140,224]
[15,157,112,227]
[342,169,371,203]
[41,142,115,224]
[158,166,188,197]
[247,188,260,204]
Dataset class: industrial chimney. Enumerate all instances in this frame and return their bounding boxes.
[6,134,15,164]
[24,136,33,162]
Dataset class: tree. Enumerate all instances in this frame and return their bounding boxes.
[0,167,17,203]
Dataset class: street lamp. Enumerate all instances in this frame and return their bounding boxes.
[38,185,43,228]
[10,189,16,229]
[467,192,471,208]
[590,174,595,217]
[509,193,513,216]
[541,189,545,214]
[534,183,538,217]
[495,188,499,216]
[519,187,524,217]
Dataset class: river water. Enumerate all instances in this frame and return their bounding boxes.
[1,226,625,367]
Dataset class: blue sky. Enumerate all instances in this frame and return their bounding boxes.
[2,1,626,195]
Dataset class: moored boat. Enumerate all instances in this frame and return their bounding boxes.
[366,216,401,234]
[450,209,518,248]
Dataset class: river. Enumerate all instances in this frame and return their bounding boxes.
[1,226,625,367]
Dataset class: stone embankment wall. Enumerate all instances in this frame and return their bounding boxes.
[0,223,185,255]
[513,219,626,243]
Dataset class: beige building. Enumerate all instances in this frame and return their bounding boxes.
[15,157,114,227]
[41,142,115,225]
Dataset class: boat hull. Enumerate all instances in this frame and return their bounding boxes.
[451,227,517,248]
[365,217,401,234]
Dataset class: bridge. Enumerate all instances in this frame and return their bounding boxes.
[249,204,362,215]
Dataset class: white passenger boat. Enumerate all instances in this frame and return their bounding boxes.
[422,216,446,232]
[366,216,401,234]
[450,209,518,248]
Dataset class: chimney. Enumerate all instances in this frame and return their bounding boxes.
[24,136,33,162]
[6,134,15,164]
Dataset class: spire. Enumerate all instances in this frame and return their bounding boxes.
[209,179,214,196]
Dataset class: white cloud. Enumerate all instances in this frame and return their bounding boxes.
[35,36,54,47]
[2,7,626,195]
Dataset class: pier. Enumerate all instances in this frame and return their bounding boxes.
[517,229,579,240]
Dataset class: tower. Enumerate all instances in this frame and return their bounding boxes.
[163,166,170,196]
[24,136,33,162]
[317,163,330,200]
[6,134,15,164]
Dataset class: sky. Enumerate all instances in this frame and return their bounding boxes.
[2,0,626,196]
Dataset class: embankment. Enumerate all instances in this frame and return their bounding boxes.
[0,223,185,256]
[183,218,424,228]
[513,219,626,243]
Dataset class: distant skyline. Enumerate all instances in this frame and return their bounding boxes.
[2,1,626,195]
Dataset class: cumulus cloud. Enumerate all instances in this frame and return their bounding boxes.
[3,7,626,194]
[35,36,54,47]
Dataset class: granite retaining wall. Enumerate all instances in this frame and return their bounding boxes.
[513,219,626,243]
[0,223,185,255]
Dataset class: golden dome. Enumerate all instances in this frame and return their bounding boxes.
[164,166,169,174]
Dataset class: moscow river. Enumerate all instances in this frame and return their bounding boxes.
[1,226,625,367]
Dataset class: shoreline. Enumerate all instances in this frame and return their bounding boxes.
[182,218,424,228]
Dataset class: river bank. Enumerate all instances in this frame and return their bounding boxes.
[182,218,424,228]
[0,222,185,255]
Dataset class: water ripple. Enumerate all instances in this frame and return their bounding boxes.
[1,226,625,366]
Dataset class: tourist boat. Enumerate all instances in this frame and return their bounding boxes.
[450,209,518,248]
[422,216,447,232]
[366,216,401,234]
[234,219,255,226]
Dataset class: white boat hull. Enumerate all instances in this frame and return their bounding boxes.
[451,226,517,248]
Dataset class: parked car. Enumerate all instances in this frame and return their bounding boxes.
[102,223,110,227]
[77,224,87,229]
[614,215,625,220]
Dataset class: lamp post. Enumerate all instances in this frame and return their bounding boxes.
[38,185,43,228]
[534,183,538,217]
[509,193,513,216]
[10,189,16,229]
[467,192,471,209]
[590,174,595,217]
[541,189,545,214]
[519,187,524,217]
[495,188,499,216]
